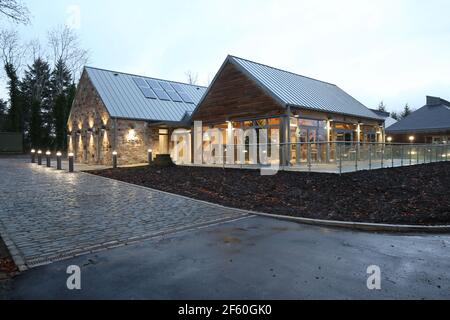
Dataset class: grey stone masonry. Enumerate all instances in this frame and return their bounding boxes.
[0,158,246,269]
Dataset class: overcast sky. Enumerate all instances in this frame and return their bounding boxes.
[2,0,450,113]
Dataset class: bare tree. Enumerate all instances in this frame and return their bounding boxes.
[26,38,47,62]
[0,29,23,68]
[48,25,89,82]
[0,0,30,24]
[185,70,199,85]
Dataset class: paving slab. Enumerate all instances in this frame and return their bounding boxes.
[0,158,246,269]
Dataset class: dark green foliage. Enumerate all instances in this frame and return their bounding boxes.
[4,62,23,133]
[20,58,52,148]
[390,111,399,121]
[51,59,74,150]
[0,98,7,131]
[400,103,412,119]
[378,101,387,112]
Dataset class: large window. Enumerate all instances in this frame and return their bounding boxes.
[294,118,327,143]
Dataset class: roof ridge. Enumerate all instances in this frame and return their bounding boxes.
[84,66,208,89]
[228,55,337,87]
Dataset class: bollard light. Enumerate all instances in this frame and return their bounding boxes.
[56,151,62,170]
[37,150,43,165]
[148,149,153,165]
[46,151,51,167]
[68,152,74,172]
[31,149,36,163]
[112,151,118,169]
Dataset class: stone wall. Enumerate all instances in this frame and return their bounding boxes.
[67,70,164,166]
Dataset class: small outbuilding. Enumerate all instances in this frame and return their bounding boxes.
[67,67,207,165]
[386,96,450,144]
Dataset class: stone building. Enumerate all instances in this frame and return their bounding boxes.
[68,55,386,166]
[67,67,206,165]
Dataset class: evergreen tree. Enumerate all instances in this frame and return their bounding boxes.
[29,99,42,147]
[0,98,6,115]
[400,103,412,119]
[50,58,73,150]
[5,62,23,132]
[390,112,399,121]
[0,98,7,131]
[21,58,52,148]
[378,101,387,112]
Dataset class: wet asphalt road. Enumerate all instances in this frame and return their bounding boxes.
[1,216,449,300]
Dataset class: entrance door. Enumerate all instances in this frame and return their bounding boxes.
[159,129,169,154]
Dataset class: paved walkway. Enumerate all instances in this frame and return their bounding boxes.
[0,158,246,269]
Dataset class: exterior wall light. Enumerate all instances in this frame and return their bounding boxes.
[409,136,415,143]
[127,129,137,142]
[387,137,393,143]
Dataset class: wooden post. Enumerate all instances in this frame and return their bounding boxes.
[286,106,292,167]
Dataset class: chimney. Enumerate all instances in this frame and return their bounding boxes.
[426,96,442,106]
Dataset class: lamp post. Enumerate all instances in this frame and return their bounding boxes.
[148,149,153,165]
[387,137,394,167]
[112,151,118,169]
[46,151,51,167]
[68,153,74,172]
[31,149,36,163]
[408,136,415,165]
[37,150,43,165]
[56,152,62,170]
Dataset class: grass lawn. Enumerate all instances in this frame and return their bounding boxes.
[89,162,450,226]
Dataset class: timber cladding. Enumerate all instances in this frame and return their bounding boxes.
[192,62,285,124]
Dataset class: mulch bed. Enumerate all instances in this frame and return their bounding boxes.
[89,162,450,226]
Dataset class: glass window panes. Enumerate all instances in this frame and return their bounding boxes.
[179,92,194,104]
[159,82,174,92]
[268,118,280,126]
[140,87,157,99]
[133,77,148,87]
[153,88,171,101]
[255,119,267,127]
[146,79,162,89]
[166,90,183,102]
[171,83,187,94]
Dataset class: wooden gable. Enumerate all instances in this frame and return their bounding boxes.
[192,62,285,124]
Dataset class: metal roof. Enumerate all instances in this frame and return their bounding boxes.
[385,117,397,129]
[386,101,450,133]
[370,109,397,128]
[228,56,383,120]
[85,67,207,122]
